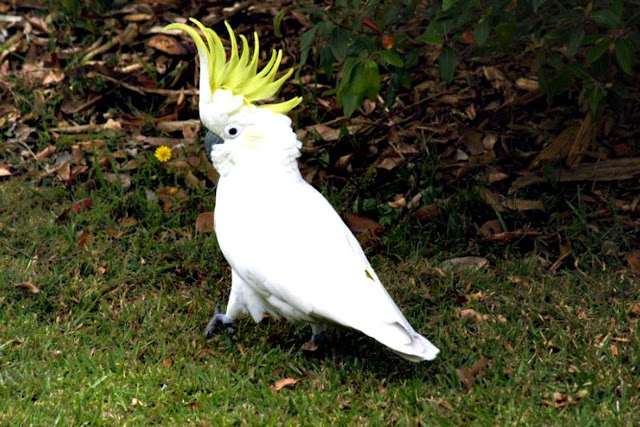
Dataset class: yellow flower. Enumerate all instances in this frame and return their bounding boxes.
[155,146,171,162]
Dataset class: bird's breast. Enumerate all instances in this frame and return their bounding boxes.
[213,176,298,268]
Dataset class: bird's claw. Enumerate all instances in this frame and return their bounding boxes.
[205,304,236,339]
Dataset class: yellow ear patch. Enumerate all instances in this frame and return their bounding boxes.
[242,128,264,151]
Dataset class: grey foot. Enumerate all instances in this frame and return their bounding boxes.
[205,304,236,339]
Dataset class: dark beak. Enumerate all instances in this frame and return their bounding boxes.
[204,131,224,159]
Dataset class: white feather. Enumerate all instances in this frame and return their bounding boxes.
[205,89,439,362]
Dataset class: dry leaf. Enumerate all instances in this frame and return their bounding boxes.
[566,113,595,169]
[105,227,125,239]
[454,149,469,161]
[436,94,460,104]
[468,291,486,300]
[512,158,640,193]
[488,172,508,183]
[196,212,215,233]
[308,124,340,142]
[482,134,498,151]
[35,145,56,160]
[542,392,577,408]
[14,281,41,294]
[117,216,139,228]
[103,119,122,131]
[362,98,376,115]
[301,340,319,352]
[334,153,353,169]
[485,230,543,243]
[482,66,506,84]
[503,198,545,212]
[148,34,189,55]
[610,343,618,357]
[388,195,406,208]
[193,348,216,359]
[510,276,532,287]
[626,251,640,274]
[129,397,146,407]
[156,187,188,212]
[465,104,476,120]
[529,125,578,170]
[184,170,204,190]
[394,142,419,155]
[76,230,94,250]
[103,172,131,189]
[123,13,152,22]
[515,77,539,91]
[78,139,105,152]
[56,161,70,181]
[344,213,384,235]
[414,203,442,221]
[0,165,12,177]
[157,119,200,133]
[296,128,308,141]
[61,94,103,115]
[456,357,488,390]
[613,143,633,157]
[378,157,403,170]
[72,198,92,213]
[42,68,64,86]
[441,256,489,272]
[434,267,447,278]
[478,187,503,211]
[459,309,484,322]
[270,377,302,391]
[464,132,485,156]
[479,219,503,238]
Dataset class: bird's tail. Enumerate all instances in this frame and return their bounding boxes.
[363,320,439,362]
[389,330,440,362]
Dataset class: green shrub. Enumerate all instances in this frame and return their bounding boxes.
[296,0,639,117]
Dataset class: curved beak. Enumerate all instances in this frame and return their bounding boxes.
[204,131,224,160]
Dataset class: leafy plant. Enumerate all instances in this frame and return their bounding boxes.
[295,0,423,117]
[295,0,639,117]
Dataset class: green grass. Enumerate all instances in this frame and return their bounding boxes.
[1,180,638,425]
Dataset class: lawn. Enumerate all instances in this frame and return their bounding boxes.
[1,1,639,424]
[1,179,638,425]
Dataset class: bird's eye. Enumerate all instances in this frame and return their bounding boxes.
[224,125,241,139]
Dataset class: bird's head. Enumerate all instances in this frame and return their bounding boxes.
[164,19,302,176]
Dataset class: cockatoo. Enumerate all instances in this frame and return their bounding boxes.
[165,19,439,362]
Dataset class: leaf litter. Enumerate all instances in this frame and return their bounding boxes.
[0,3,637,268]
[0,3,639,421]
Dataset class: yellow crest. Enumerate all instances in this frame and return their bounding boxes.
[165,19,301,114]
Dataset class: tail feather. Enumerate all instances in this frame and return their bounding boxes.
[362,321,439,362]
[390,331,440,362]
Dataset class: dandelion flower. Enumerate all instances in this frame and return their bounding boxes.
[155,146,172,162]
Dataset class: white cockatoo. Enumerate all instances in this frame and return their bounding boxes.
[166,19,439,361]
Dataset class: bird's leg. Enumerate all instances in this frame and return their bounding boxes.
[312,326,328,346]
[205,304,236,339]
[301,322,328,351]
[206,270,245,339]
